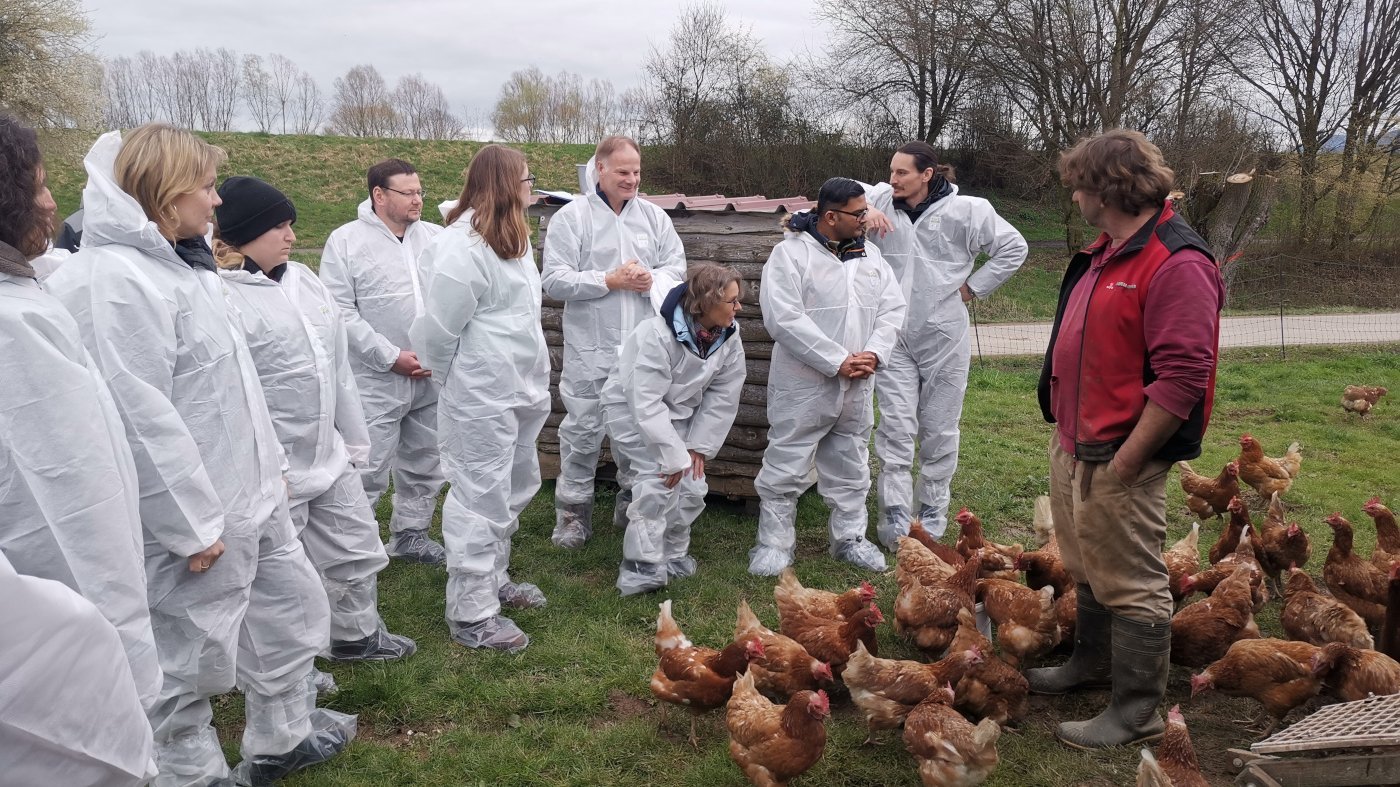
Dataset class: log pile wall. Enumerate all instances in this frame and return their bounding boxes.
[533,206,788,498]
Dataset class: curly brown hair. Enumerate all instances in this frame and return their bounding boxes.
[0,112,48,258]
[682,263,744,316]
[1058,129,1175,215]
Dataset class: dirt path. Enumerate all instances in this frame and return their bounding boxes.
[971,311,1400,357]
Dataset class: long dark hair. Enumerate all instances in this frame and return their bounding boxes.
[0,113,47,257]
[445,144,530,260]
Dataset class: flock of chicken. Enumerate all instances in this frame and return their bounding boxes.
[643,423,1400,786]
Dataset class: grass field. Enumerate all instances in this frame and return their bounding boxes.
[199,344,1400,786]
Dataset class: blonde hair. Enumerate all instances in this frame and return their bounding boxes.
[210,237,246,270]
[682,263,744,316]
[114,123,226,239]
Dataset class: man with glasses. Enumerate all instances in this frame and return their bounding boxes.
[320,158,447,564]
[542,136,687,551]
[748,177,906,576]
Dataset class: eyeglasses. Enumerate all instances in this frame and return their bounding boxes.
[722,297,742,306]
[381,186,426,199]
[829,207,869,220]
[522,175,536,184]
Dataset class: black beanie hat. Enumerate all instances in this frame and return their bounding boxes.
[215,176,297,247]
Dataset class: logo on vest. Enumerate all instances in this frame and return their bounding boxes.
[1105,281,1138,290]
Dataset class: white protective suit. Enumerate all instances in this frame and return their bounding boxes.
[46,130,332,785]
[600,283,746,595]
[0,263,162,712]
[863,182,1028,542]
[320,201,445,539]
[750,220,907,576]
[540,191,687,541]
[410,210,551,638]
[0,551,156,787]
[220,261,394,644]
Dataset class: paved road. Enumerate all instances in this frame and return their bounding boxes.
[970,311,1400,357]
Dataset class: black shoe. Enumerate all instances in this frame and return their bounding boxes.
[326,628,417,662]
[385,529,446,565]
[231,709,355,785]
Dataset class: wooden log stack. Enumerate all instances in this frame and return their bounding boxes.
[533,206,791,499]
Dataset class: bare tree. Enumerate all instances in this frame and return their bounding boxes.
[328,64,398,137]
[1223,0,1353,244]
[394,74,463,139]
[0,0,102,127]
[814,0,987,144]
[492,67,620,143]
[492,67,553,142]
[242,54,278,132]
[289,72,324,134]
[151,52,203,129]
[102,55,158,129]
[199,48,241,131]
[269,54,299,134]
[1331,0,1400,245]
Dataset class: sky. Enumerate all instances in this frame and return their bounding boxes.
[84,0,827,126]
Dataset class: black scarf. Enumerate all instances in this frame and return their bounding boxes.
[894,176,954,221]
[242,257,288,282]
[786,210,867,261]
[173,236,217,273]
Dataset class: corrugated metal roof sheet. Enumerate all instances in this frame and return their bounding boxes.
[528,192,815,213]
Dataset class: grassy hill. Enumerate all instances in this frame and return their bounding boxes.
[38,131,1068,248]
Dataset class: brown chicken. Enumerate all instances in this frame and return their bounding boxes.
[1190,638,1321,734]
[947,607,1030,725]
[1342,384,1387,415]
[903,685,1002,787]
[1236,434,1301,499]
[1171,564,1261,668]
[651,599,765,746]
[1178,460,1240,520]
[896,541,980,657]
[1382,563,1400,662]
[1136,706,1210,787]
[1322,513,1389,629]
[1363,497,1400,570]
[1256,493,1312,586]
[774,568,875,631]
[1280,567,1374,649]
[1310,641,1400,701]
[781,601,883,677]
[1208,497,1264,566]
[843,641,983,743]
[954,508,1021,581]
[1183,526,1268,611]
[735,599,833,700]
[898,534,962,586]
[977,579,1060,667]
[1015,530,1073,597]
[909,519,966,567]
[1165,522,1201,602]
[726,671,829,787]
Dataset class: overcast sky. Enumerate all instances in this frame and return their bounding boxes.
[85,0,825,125]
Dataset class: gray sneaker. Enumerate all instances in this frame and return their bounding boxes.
[551,502,593,549]
[499,581,547,609]
[617,560,668,596]
[449,615,529,653]
[385,529,446,565]
[665,555,698,579]
[612,489,633,529]
[832,537,887,572]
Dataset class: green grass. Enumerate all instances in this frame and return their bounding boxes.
[200,344,1400,786]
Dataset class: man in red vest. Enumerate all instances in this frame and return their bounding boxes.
[1026,130,1225,749]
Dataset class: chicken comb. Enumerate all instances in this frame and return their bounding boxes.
[858,580,876,597]
[1365,496,1384,507]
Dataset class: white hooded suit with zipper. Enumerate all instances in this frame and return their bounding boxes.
[220,261,392,643]
[46,130,331,785]
[600,283,746,594]
[541,191,687,519]
[0,550,156,787]
[0,248,162,715]
[410,210,551,627]
[751,219,906,574]
[863,182,1027,542]
[320,201,444,537]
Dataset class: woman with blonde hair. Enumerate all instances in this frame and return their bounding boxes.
[411,144,549,652]
[46,124,349,785]
[214,176,416,663]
